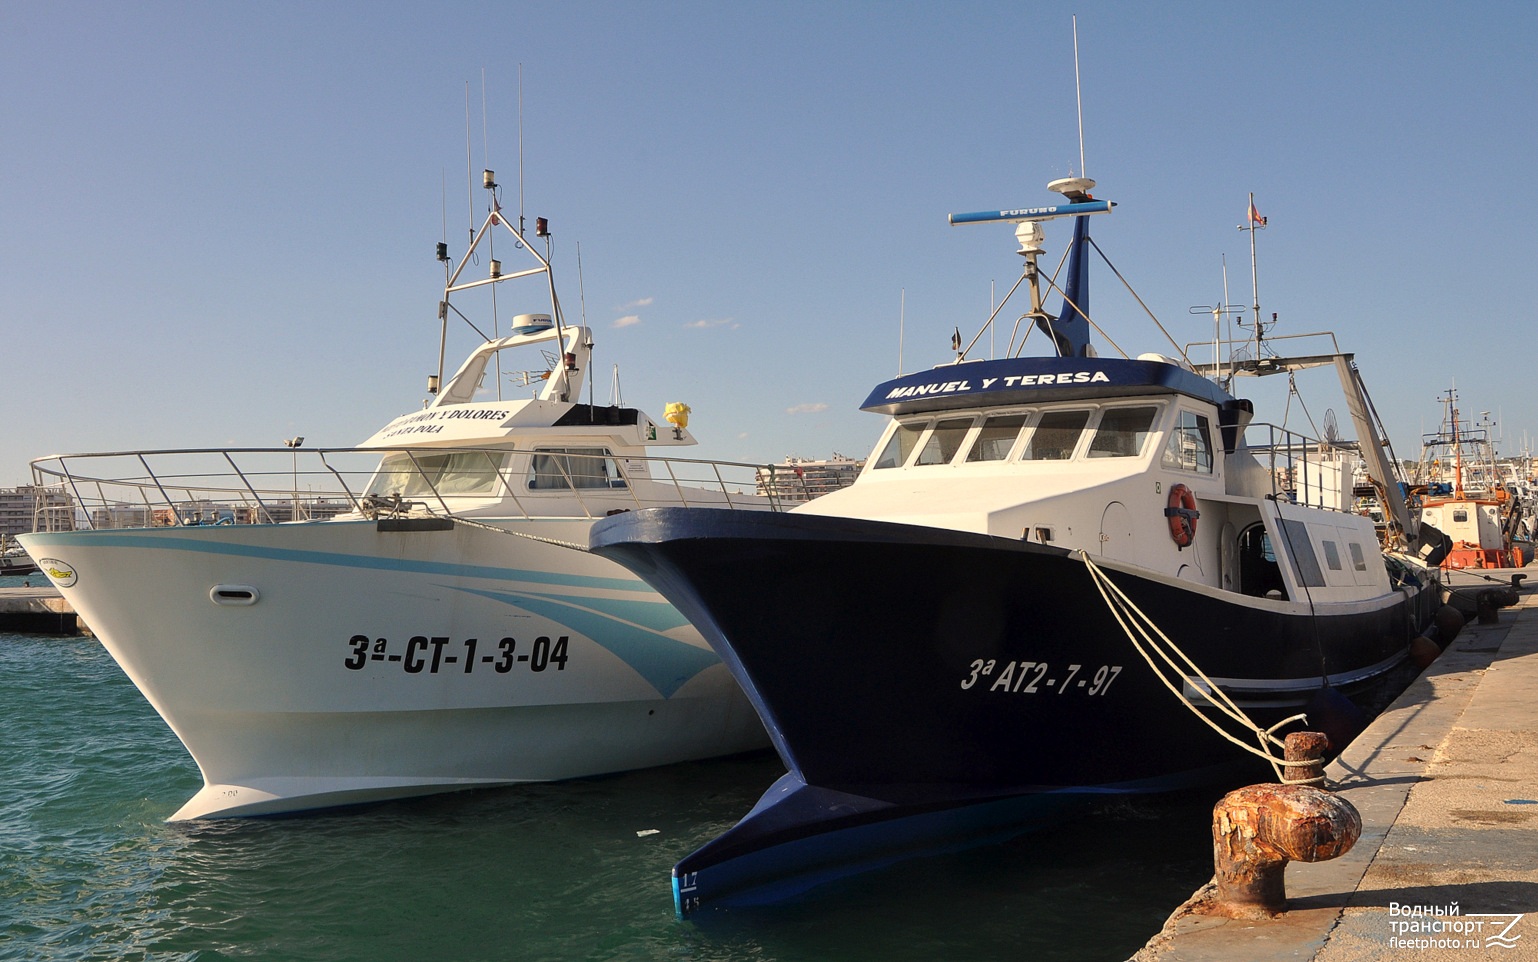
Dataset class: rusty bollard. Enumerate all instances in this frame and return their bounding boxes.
[1284,730,1328,782]
[1476,586,1518,624]
[1203,733,1361,919]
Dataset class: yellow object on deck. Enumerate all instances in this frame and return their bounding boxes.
[665,402,691,429]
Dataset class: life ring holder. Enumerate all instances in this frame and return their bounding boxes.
[1165,484,1199,549]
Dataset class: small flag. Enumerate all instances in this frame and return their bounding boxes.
[1248,200,1267,227]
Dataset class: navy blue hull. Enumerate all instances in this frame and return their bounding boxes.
[590,507,1433,913]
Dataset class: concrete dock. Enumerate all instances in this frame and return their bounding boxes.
[0,585,80,634]
[1134,570,1538,961]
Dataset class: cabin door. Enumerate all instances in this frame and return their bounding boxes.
[1099,501,1134,561]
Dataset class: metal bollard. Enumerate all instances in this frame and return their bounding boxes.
[1283,731,1329,783]
[1202,733,1360,919]
[1477,586,1518,624]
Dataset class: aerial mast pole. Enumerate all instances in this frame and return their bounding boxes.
[1242,192,1266,358]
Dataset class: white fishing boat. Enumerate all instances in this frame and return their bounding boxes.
[20,182,773,820]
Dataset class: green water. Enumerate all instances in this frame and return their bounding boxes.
[0,594,1216,961]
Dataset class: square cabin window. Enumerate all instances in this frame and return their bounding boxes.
[1022,410,1090,461]
[915,417,976,465]
[1087,406,1158,458]
[529,448,620,489]
[1161,410,1214,473]
[872,421,928,469]
[965,414,1029,462]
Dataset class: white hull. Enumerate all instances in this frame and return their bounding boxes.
[22,518,767,820]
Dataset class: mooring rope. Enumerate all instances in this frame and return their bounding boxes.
[439,512,593,552]
[1079,551,1324,785]
[1444,567,1520,587]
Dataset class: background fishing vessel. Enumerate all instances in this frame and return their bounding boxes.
[17,182,803,820]
[1410,387,1528,568]
[592,176,1445,914]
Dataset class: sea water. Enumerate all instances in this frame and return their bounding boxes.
[1,579,1216,961]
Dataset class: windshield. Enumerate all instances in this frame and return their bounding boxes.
[914,418,976,466]
[366,451,507,499]
[872,421,927,470]
[1087,406,1158,458]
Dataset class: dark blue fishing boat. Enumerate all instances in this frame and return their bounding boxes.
[590,176,1444,915]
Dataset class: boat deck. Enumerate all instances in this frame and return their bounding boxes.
[1133,569,1538,961]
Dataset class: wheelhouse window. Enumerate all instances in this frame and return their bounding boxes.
[1162,409,1214,473]
[1021,410,1090,461]
[965,413,1029,462]
[1087,406,1158,458]
[872,420,928,469]
[914,417,976,466]
[529,447,623,489]
[367,451,506,499]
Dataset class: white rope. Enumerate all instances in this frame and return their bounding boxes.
[446,514,593,551]
[1080,551,1324,786]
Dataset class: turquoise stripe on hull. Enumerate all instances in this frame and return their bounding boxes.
[24,527,646,593]
[455,586,718,698]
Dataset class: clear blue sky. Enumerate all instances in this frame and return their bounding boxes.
[4,1,1536,488]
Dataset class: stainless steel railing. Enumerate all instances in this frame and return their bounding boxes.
[27,447,856,532]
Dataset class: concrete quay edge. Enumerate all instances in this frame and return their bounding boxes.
[1133,571,1538,961]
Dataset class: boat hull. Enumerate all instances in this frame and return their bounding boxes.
[589,506,1434,911]
[20,519,767,820]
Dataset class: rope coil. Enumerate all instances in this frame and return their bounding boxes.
[1079,552,1324,786]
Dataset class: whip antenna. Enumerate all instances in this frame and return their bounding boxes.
[1073,15,1086,177]
[519,62,526,234]
[465,83,474,250]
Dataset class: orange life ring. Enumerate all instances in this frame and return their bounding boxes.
[1165,483,1199,548]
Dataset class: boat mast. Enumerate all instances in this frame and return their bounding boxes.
[1241,193,1266,360]
[1450,389,1465,499]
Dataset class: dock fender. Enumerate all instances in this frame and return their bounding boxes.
[1303,686,1366,753]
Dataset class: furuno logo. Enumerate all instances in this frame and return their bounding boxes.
[39,559,77,588]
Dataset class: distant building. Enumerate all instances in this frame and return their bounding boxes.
[139,499,355,527]
[755,455,863,505]
[0,485,75,537]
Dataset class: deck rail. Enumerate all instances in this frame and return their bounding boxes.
[27,447,849,532]
[1243,421,1364,514]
